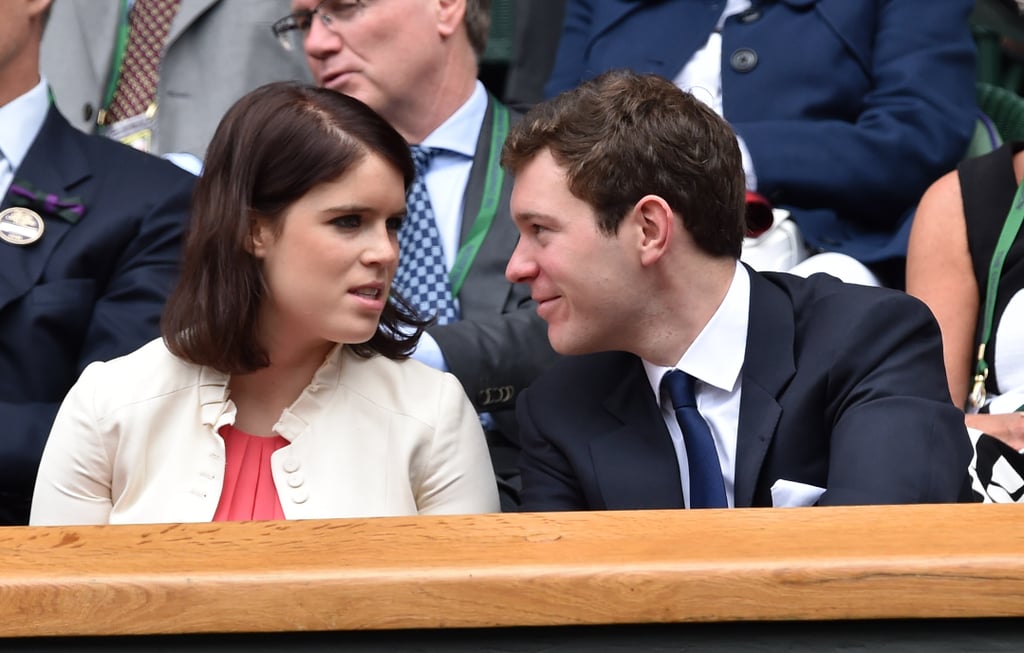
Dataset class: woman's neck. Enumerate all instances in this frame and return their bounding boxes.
[228,341,335,436]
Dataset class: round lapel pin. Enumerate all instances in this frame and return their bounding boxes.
[0,207,45,245]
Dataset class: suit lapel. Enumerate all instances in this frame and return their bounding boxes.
[733,268,796,507]
[459,94,497,245]
[454,95,518,312]
[589,356,685,509]
[166,0,220,48]
[72,0,122,87]
[0,107,92,313]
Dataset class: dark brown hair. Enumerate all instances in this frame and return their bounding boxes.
[163,81,426,374]
[501,70,746,257]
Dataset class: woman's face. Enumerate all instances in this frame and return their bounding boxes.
[252,152,406,354]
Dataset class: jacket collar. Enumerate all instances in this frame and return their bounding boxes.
[733,267,796,506]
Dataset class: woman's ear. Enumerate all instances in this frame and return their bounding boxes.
[248,216,272,258]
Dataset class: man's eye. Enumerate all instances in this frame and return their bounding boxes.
[323,0,363,21]
[292,12,314,32]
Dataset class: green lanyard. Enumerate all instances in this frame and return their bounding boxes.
[969,177,1024,410]
[447,99,509,298]
[98,0,132,125]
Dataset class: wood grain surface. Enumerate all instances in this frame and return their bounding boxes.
[1,504,1022,637]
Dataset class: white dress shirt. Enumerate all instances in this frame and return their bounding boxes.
[643,262,750,508]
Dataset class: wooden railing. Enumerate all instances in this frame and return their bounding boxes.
[1,504,1023,638]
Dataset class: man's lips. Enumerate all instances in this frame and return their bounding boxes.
[321,70,356,88]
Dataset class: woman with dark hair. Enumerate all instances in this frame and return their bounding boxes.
[30,82,500,525]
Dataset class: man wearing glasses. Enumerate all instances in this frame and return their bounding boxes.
[273,0,556,510]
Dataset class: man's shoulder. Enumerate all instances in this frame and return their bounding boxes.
[39,106,195,189]
[758,270,932,324]
[753,270,941,377]
[79,130,196,187]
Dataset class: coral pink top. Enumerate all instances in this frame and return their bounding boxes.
[212,424,288,521]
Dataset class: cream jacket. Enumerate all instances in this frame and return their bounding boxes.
[30,339,500,525]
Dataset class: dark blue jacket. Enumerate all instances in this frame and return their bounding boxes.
[545,0,978,263]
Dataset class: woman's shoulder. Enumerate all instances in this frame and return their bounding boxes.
[340,348,452,380]
[337,350,468,414]
[76,338,206,405]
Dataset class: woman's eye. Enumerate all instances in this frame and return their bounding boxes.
[331,214,361,229]
[387,216,404,232]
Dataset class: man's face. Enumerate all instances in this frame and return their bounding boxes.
[0,0,43,99]
[292,0,446,122]
[505,150,643,356]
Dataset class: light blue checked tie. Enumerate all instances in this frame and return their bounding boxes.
[393,146,459,325]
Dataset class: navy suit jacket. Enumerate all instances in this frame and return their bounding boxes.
[544,0,978,263]
[0,105,193,524]
[516,269,972,510]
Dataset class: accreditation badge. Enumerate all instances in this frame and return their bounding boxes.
[102,108,157,153]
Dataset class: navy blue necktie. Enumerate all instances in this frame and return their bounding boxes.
[392,146,459,325]
[662,370,728,509]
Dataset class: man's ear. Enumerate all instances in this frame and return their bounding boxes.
[436,0,465,38]
[631,195,675,267]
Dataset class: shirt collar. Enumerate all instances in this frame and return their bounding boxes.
[0,76,50,172]
[418,81,487,159]
[643,260,750,396]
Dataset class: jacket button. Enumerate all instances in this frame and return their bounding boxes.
[292,489,309,504]
[82,103,94,122]
[283,458,300,473]
[287,473,305,488]
[739,9,761,23]
[730,48,758,73]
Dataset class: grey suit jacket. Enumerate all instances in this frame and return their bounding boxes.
[429,96,556,435]
[41,0,313,159]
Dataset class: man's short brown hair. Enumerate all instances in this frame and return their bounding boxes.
[501,70,746,258]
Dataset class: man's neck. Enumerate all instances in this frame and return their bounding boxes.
[634,257,739,366]
[390,58,479,144]
[0,64,41,109]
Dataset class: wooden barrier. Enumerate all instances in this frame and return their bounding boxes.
[1,504,1023,642]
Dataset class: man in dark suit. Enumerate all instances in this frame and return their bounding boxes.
[503,70,971,511]
[543,0,977,287]
[276,0,557,508]
[0,0,193,525]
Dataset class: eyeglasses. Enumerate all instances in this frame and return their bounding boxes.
[271,0,368,52]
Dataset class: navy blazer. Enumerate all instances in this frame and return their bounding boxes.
[0,105,193,524]
[516,269,972,510]
[544,0,978,263]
